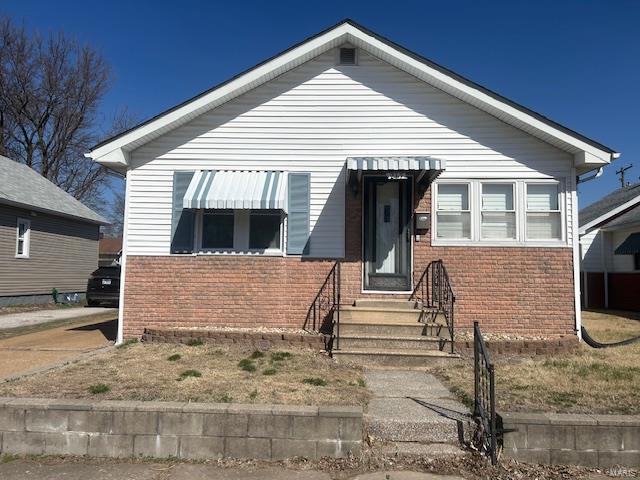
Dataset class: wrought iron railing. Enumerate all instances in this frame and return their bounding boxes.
[473,321,498,465]
[410,259,455,353]
[303,260,341,353]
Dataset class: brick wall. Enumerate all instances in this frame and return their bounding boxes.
[123,180,576,337]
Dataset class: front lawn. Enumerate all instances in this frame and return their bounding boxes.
[429,310,640,415]
[0,342,369,407]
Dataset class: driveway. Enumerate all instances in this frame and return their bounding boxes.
[0,310,117,379]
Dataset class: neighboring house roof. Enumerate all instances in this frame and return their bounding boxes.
[99,236,123,254]
[579,183,640,234]
[0,155,108,225]
[87,19,617,174]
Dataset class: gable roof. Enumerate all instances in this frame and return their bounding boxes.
[579,183,640,234]
[87,19,618,173]
[0,155,108,225]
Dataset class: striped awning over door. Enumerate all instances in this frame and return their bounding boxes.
[182,170,288,211]
[346,156,445,171]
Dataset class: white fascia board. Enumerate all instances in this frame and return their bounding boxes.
[578,195,640,235]
[88,22,615,165]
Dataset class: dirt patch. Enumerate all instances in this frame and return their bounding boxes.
[0,342,369,406]
[427,311,640,415]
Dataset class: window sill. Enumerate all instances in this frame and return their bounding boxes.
[430,240,570,248]
[15,255,29,259]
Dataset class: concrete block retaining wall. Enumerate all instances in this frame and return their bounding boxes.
[501,412,640,468]
[0,398,362,460]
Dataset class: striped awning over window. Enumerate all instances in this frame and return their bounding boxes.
[614,232,640,255]
[346,156,445,171]
[182,170,288,211]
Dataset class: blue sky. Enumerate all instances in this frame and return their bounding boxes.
[3,0,639,207]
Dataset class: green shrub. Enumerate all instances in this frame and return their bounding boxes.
[302,377,327,387]
[238,359,257,372]
[262,367,277,376]
[167,354,181,362]
[186,339,204,346]
[271,351,293,362]
[178,370,202,381]
[88,384,110,394]
[357,378,366,388]
[250,350,265,359]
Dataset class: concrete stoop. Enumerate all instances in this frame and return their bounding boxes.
[333,299,456,367]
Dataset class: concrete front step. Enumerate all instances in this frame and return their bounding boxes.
[339,321,446,337]
[354,299,420,310]
[340,306,422,323]
[380,441,465,457]
[333,348,458,367]
[339,334,446,351]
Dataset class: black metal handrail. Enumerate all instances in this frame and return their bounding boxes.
[303,260,341,353]
[410,259,455,354]
[473,321,497,465]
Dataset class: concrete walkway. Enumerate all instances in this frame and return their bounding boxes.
[0,306,117,330]
[364,369,469,456]
[0,460,466,480]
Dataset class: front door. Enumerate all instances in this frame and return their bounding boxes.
[363,176,412,291]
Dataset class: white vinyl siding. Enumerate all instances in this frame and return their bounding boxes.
[125,49,574,256]
[433,179,567,246]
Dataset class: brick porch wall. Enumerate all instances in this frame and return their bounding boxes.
[123,181,576,338]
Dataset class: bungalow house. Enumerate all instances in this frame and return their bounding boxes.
[579,183,640,311]
[0,155,108,305]
[87,20,618,355]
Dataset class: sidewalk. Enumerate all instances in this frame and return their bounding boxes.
[0,306,117,330]
[0,459,465,480]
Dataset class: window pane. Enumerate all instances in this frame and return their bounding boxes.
[249,212,281,250]
[527,212,561,240]
[17,239,24,255]
[202,211,234,249]
[481,212,516,239]
[18,222,27,238]
[436,212,470,239]
[482,184,513,211]
[437,184,468,211]
[527,184,558,210]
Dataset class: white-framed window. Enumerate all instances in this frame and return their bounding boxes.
[525,183,562,240]
[435,183,471,240]
[481,183,516,240]
[197,209,283,254]
[16,218,31,258]
[432,179,565,245]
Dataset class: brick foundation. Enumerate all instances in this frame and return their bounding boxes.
[123,181,576,338]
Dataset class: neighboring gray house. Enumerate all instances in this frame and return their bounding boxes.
[0,155,108,305]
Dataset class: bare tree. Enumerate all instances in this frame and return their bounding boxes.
[0,17,112,206]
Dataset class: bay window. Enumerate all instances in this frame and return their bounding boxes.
[433,180,564,244]
[435,183,471,240]
[526,184,561,240]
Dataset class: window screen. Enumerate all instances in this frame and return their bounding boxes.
[436,184,471,239]
[202,210,234,249]
[526,184,561,240]
[249,211,281,250]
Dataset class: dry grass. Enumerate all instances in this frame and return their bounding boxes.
[429,310,640,415]
[0,302,82,316]
[0,342,369,406]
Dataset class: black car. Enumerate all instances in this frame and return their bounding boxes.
[86,265,121,307]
